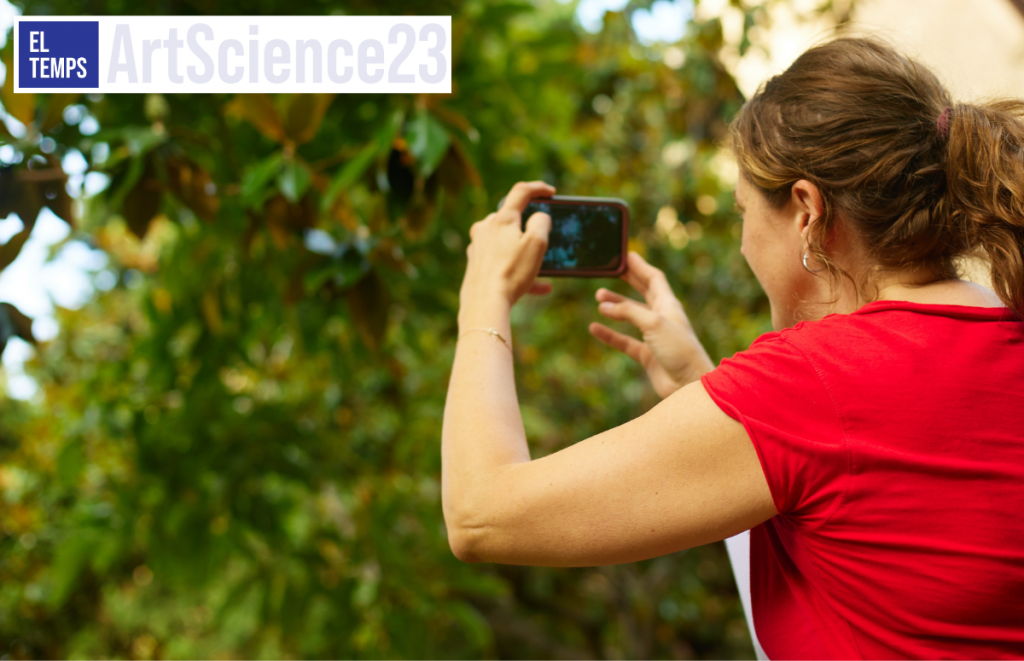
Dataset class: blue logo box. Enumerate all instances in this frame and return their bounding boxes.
[18,21,99,89]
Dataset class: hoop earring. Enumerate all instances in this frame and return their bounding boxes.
[802,251,826,274]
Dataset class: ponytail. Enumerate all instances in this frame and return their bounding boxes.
[945,101,1024,318]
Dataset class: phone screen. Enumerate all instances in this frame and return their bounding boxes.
[522,201,625,273]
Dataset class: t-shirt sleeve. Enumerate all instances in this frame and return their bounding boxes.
[700,332,850,530]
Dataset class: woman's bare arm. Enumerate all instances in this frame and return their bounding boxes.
[444,376,777,567]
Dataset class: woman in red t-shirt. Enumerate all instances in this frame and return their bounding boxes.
[441,37,1024,658]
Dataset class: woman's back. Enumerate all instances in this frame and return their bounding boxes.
[703,300,1024,659]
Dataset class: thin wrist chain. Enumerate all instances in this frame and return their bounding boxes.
[458,327,513,353]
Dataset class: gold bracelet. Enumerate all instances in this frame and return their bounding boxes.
[458,327,513,354]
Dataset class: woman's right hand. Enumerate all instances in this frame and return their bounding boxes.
[589,252,715,399]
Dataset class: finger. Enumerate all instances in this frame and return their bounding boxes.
[595,287,650,309]
[499,180,557,215]
[621,251,676,304]
[597,298,662,332]
[589,322,647,364]
[527,281,553,295]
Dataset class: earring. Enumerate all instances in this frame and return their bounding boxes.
[802,251,826,274]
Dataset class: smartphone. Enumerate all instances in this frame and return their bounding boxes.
[498,195,630,277]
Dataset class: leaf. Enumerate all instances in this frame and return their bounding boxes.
[303,262,338,295]
[449,602,493,653]
[277,160,312,204]
[107,151,151,213]
[166,155,220,221]
[0,212,37,273]
[284,94,335,145]
[122,165,162,239]
[429,105,474,134]
[39,93,79,133]
[406,109,450,178]
[265,195,293,249]
[201,290,224,335]
[0,164,69,230]
[0,166,13,217]
[37,156,74,226]
[0,302,35,357]
[386,147,415,206]
[0,45,35,126]
[400,194,437,240]
[264,193,317,249]
[347,270,390,352]
[225,94,286,143]
[322,110,405,213]
[435,137,482,194]
[48,529,97,609]
[241,153,285,208]
[322,143,377,213]
[377,108,406,151]
[93,126,168,173]
[4,160,70,227]
[57,439,85,485]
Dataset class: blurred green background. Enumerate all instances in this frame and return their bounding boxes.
[0,0,847,658]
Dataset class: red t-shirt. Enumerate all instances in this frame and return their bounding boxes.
[701,300,1024,659]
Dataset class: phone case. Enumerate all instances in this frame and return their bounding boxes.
[497,195,630,278]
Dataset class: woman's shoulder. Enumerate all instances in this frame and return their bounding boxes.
[765,297,1016,348]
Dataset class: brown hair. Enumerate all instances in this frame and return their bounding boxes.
[730,37,1024,318]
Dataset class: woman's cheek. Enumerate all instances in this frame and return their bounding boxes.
[740,218,767,281]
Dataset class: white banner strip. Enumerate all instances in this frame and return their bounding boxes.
[14,16,451,93]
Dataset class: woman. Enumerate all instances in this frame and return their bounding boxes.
[441,37,1024,658]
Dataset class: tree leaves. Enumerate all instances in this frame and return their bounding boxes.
[121,157,162,239]
[241,153,285,208]
[39,93,79,133]
[226,93,336,147]
[0,42,35,126]
[284,94,336,145]
[303,240,372,294]
[265,192,316,248]
[322,109,405,213]
[277,160,312,203]
[406,109,450,178]
[0,302,35,357]
[346,269,390,352]
[0,161,73,266]
[0,207,37,274]
[225,93,286,143]
[166,154,220,222]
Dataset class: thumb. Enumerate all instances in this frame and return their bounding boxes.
[523,211,551,242]
[523,211,551,267]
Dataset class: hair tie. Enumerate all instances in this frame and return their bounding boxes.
[936,107,952,140]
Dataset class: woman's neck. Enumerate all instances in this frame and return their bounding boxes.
[874,278,1005,308]
[822,263,1005,318]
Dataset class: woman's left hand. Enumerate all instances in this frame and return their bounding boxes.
[460,181,557,311]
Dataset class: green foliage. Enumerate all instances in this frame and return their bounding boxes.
[0,0,847,658]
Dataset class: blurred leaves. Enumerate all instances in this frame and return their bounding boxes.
[225,93,286,143]
[0,42,35,126]
[406,109,450,178]
[0,0,852,658]
[347,270,391,352]
[0,302,35,355]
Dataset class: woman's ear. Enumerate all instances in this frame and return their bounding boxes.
[790,179,825,239]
